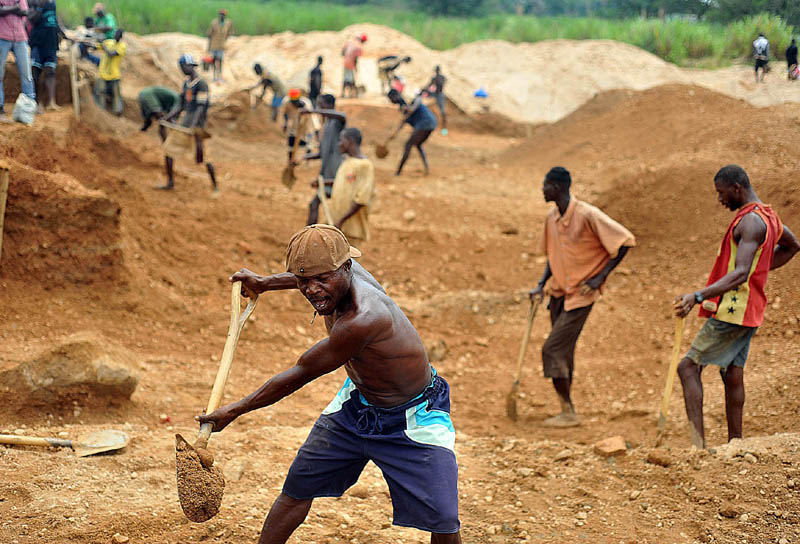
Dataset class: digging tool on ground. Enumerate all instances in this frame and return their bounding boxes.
[175,281,258,523]
[506,297,540,421]
[316,175,335,226]
[0,429,129,457]
[655,316,686,446]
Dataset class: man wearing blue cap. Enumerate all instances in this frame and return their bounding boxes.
[155,54,218,193]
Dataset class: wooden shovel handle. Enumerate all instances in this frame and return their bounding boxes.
[196,281,258,448]
[512,297,539,385]
[317,176,336,226]
[0,434,73,448]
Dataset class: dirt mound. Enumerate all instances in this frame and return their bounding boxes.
[0,331,138,408]
[113,25,800,127]
[0,155,123,284]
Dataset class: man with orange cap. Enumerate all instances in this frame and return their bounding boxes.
[207,8,232,83]
[279,88,319,164]
[199,224,462,544]
[341,33,365,98]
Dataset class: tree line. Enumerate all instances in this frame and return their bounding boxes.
[326,0,799,26]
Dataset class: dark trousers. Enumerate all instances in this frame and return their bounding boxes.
[541,296,593,379]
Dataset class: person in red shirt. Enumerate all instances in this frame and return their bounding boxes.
[674,165,799,449]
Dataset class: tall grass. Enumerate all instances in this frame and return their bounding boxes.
[59,1,795,66]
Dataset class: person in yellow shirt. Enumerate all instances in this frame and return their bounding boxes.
[93,28,126,115]
[327,127,375,245]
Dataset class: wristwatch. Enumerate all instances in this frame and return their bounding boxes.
[694,291,704,304]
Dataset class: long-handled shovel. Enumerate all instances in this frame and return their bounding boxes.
[506,297,540,421]
[0,429,129,457]
[655,316,686,447]
[175,281,258,523]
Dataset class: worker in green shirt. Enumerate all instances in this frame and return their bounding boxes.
[92,2,116,40]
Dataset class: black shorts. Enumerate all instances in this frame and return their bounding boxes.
[755,58,768,71]
[541,296,593,379]
[288,135,308,149]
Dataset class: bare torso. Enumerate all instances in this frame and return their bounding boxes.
[324,263,431,407]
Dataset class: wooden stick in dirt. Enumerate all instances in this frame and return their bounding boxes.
[69,45,80,119]
[316,175,336,226]
[655,316,686,447]
[0,164,9,271]
[505,297,540,421]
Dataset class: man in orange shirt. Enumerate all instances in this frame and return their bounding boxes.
[529,167,635,427]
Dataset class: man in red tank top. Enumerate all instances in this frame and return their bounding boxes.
[674,165,799,449]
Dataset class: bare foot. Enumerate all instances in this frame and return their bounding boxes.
[154,184,175,191]
[46,103,61,111]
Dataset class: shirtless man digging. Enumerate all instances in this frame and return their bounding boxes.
[198,224,461,543]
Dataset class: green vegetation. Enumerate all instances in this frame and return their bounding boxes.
[60,1,795,66]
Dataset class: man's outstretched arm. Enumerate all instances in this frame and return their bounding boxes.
[771,225,800,270]
[197,314,375,431]
[230,268,298,296]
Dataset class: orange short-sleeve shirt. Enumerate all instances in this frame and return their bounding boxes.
[540,198,635,311]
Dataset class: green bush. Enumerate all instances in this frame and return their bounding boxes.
[58,1,795,66]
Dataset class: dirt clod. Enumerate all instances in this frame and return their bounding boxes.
[175,434,225,523]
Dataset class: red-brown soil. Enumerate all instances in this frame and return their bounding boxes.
[0,83,799,544]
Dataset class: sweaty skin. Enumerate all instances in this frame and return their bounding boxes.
[198,260,432,430]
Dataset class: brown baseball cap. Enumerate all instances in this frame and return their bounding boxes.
[286,224,361,277]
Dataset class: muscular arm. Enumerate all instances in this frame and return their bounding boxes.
[198,309,378,430]
[771,225,800,269]
[675,212,767,317]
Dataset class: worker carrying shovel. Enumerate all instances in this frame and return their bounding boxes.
[197,224,462,543]
[529,167,635,427]
[673,165,798,449]
[155,54,218,193]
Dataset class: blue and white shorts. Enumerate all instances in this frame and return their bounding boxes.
[283,369,460,534]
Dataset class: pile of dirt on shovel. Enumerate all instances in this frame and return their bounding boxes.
[175,436,225,523]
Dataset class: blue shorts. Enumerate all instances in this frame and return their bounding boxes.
[31,46,57,69]
[210,49,224,61]
[283,371,460,534]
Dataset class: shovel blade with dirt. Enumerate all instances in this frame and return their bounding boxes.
[175,281,258,523]
[505,298,539,421]
[281,164,297,189]
[0,429,130,457]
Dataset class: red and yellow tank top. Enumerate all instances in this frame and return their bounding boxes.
[699,202,782,327]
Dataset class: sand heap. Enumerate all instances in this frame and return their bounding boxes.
[117,23,800,126]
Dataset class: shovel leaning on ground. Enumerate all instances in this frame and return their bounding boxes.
[175,281,258,523]
[655,316,686,447]
[506,297,540,421]
[0,429,129,457]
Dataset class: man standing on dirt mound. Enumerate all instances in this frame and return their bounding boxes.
[753,32,770,83]
[155,54,218,193]
[207,8,232,83]
[529,167,635,427]
[341,33,365,98]
[198,224,462,544]
[674,165,799,449]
